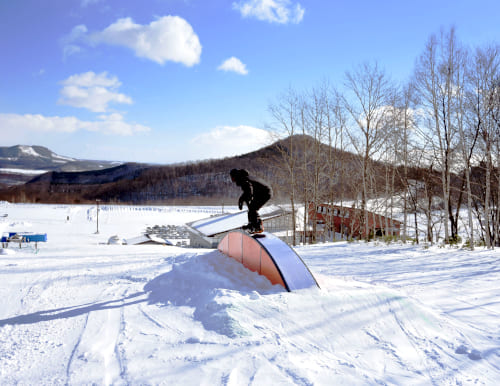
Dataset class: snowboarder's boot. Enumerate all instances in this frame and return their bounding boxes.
[249,220,264,234]
[242,221,263,234]
[241,223,252,231]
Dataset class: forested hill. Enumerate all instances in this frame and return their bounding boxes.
[0,136,368,205]
[0,135,458,206]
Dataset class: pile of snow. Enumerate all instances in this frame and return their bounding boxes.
[0,203,498,385]
[107,235,124,245]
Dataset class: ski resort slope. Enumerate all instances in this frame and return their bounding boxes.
[0,203,498,385]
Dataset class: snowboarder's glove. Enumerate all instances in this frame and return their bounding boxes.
[238,197,244,210]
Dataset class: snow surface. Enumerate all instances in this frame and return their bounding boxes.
[19,145,41,158]
[17,145,75,162]
[0,168,48,175]
[0,203,499,385]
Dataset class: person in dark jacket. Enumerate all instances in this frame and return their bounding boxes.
[230,169,272,233]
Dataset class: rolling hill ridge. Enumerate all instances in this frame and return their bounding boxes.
[0,145,122,186]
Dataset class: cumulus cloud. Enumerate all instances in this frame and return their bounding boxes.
[233,0,304,24]
[58,71,132,113]
[217,57,248,75]
[92,113,150,135]
[0,113,150,137]
[190,125,271,159]
[89,16,202,66]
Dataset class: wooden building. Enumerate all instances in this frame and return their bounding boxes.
[309,203,401,240]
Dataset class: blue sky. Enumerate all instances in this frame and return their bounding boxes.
[1,0,499,164]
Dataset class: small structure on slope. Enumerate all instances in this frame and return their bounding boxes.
[124,234,172,246]
[310,203,402,240]
[186,205,292,248]
[1,232,47,250]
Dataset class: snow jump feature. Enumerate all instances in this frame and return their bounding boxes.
[217,231,319,292]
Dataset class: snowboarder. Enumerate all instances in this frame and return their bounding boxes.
[230,168,272,233]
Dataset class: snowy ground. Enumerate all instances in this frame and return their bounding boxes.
[0,203,499,385]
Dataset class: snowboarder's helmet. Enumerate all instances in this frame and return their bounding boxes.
[230,169,249,181]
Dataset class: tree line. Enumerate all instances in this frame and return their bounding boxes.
[268,27,499,248]
[0,146,294,206]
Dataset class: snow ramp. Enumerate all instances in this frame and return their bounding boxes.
[217,231,319,292]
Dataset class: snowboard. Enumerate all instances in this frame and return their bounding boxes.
[241,224,265,237]
[241,229,266,238]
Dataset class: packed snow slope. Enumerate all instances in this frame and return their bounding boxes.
[0,203,499,385]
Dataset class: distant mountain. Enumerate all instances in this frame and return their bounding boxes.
[0,138,467,208]
[29,163,148,185]
[0,136,369,205]
[0,145,122,186]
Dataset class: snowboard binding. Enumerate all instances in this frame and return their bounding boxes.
[241,220,264,235]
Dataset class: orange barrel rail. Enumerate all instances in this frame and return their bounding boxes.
[217,232,319,292]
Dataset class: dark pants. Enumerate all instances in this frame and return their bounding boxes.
[248,193,270,228]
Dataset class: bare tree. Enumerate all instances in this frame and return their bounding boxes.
[414,27,467,244]
[326,88,349,240]
[342,61,393,240]
[468,45,500,247]
[383,86,408,238]
[398,82,419,242]
[268,87,303,245]
[306,83,330,243]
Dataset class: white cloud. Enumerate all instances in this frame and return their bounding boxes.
[61,24,88,60]
[58,71,133,113]
[89,16,202,66]
[33,69,45,77]
[93,113,150,135]
[81,0,102,7]
[63,44,82,59]
[217,57,248,75]
[0,113,150,137]
[233,0,304,24]
[190,125,271,159]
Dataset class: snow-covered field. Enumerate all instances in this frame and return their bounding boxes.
[0,203,498,385]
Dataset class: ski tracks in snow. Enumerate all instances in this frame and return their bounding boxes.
[65,284,149,385]
[65,285,128,385]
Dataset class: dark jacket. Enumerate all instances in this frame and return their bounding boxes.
[230,169,271,207]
